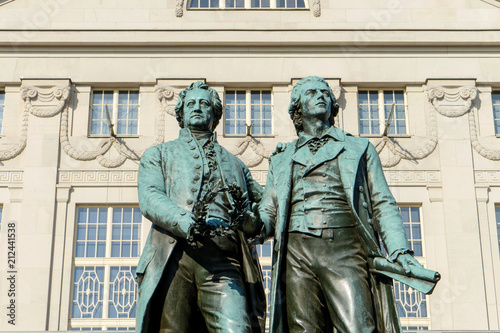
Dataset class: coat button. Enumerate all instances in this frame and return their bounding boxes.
[191,188,197,192]
[359,186,364,192]
[169,238,176,244]
[172,221,178,226]
[188,138,193,143]
[180,211,186,216]
[363,202,368,208]
[321,208,325,212]
[195,164,201,169]
[322,173,326,177]
[323,184,327,187]
[368,218,373,224]
[187,199,193,205]
[193,175,200,181]
[193,154,200,159]
[304,198,308,202]
[190,146,196,150]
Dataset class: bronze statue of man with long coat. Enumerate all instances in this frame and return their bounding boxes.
[136,81,265,333]
[258,76,429,333]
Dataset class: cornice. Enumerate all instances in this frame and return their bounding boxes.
[1,30,500,47]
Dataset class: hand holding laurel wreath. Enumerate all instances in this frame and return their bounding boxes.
[186,182,252,247]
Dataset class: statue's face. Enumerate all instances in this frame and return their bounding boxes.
[183,89,214,131]
[299,80,332,120]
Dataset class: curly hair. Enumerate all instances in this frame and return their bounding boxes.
[174,81,223,131]
[288,76,340,134]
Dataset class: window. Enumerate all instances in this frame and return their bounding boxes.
[0,90,4,135]
[256,240,273,320]
[71,207,142,331]
[358,90,407,136]
[90,90,139,136]
[394,206,429,325]
[189,0,306,9]
[401,326,429,331]
[495,206,500,255]
[493,92,500,135]
[225,90,272,136]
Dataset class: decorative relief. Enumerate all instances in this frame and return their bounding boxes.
[176,0,184,17]
[21,85,71,118]
[0,105,28,161]
[426,86,477,118]
[425,85,500,161]
[475,171,500,184]
[312,0,321,17]
[228,136,273,168]
[469,107,500,161]
[374,104,438,168]
[156,86,177,119]
[58,170,138,185]
[0,171,23,184]
[249,170,268,185]
[383,170,441,185]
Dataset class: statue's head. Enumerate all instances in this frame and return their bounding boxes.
[174,81,223,132]
[288,76,340,134]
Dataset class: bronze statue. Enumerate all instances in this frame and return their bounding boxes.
[257,76,439,332]
[136,81,265,333]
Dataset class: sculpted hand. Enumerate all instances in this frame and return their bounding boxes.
[241,203,262,236]
[396,253,423,275]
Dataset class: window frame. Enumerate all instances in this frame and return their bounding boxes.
[357,89,409,137]
[188,0,309,9]
[70,205,142,331]
[0,90,5,136]
[492,91,500,136]
[223,88,274,137]
[394,204,431,328]
[88,89,140,138]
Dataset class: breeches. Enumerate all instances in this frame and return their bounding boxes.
[285,228,376,333]
[158,242,250,333]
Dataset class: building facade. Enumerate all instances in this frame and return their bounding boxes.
[0,0,500,331]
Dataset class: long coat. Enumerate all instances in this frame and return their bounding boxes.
[136,128,265,333]
[259,126,409,333]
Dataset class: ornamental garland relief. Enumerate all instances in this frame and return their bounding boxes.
[0,84,71,161]
[427,86,477,118]
[426,85,500,161]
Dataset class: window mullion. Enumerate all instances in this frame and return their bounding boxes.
[102,265,110,320]
[220,0,225,9]
[378,90,384,135]
[245,0,250,8]
[105,207,112,258]
[271,0,276,8]
[112,90,119,125]
[246,90,251,126]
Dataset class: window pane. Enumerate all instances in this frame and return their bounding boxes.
[108,266,137,319]
[493,92,500,135]
[210,0,219,7]
[251,0,259,7]
[235,0,244,7]
[394,281,427,318]
[296,0,305,7]
[286,0,294,8]
[277,0,285,7]
[495,207,500,256]
[200,0,209,7]
[261,0,270,7]
[72,266,104,319]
